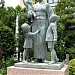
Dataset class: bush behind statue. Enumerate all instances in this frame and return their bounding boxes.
[69,59,75,75]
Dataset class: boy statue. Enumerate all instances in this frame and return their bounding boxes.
[46,14,60,64]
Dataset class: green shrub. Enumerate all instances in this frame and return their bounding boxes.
[6,58,17,67]
[0,58,17,75]
[0,68,6,75]
[69,59,75,75]
[54,0,75,61]
[66,47,75,60]
[0,21,15,59]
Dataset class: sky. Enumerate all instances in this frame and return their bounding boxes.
[4,0,20,8]
[3,0,57,8]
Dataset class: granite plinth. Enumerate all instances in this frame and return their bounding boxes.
[15,62,64,70]
[7,65,69,75]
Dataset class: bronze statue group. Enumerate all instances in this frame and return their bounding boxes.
[21,0,60,64]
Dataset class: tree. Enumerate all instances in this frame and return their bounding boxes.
[0,5,19,75]
[0,21,15,69]
[69,59,75,75]
[54,0,75,60]
[0,6,16,72]
[15,5,28,61]
[6,7,16,33]
[0,7,16,33]
[0,0,5,7]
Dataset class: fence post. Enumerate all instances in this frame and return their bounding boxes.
[65,54,69,65]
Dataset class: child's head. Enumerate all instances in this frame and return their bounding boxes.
[21,23,30,32]
[50,14,60,23]
[25,0,32,5]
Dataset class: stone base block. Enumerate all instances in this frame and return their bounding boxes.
[7,65,69,75]
[15,62,64,70]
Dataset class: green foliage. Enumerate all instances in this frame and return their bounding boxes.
[6,58,17,67]
[55,40,66,61]
[0,6,16,75]
[6,7,16,33]
[15,6,28,61]
[0,68,6,75]
[0,21,15,58]
[47,50,51,61]
[64,30,75,48]
[0,7,16,33]
[66,47,75,60]
[15,5,22,13]
[0,0,5,8]
[54,0,75,60]
[55,0,75,15]
[29,48,34,60]
[69,59,75,75]
[0,58,17,75]
[18,7,28,52]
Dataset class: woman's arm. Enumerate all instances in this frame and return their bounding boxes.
[23,0,28,7]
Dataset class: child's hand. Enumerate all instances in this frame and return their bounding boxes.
[37,29,41,33]
[54,39,57,44]
[54,38,57,41]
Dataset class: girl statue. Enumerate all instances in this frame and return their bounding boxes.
[21,23,40,63]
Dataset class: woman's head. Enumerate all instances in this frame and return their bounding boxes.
[21,23,30,32]
[50,14,60,22]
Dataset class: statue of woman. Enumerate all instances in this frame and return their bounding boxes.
[23,0,54,62]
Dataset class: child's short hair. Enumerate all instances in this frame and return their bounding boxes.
[21,23,30,32]
[50,14,60,22]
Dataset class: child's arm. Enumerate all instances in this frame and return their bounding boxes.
[51,23,57,41]
[28,29,40,36]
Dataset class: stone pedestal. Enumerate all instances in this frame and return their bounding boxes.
[7,65,69,75]
[14,62,64,70]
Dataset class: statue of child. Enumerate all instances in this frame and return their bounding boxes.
[46,14,60,64]
[21,23,40,63]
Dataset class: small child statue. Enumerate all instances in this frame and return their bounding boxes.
[46,14,60,64]
[23,0,36,22]
[21,23,40,63]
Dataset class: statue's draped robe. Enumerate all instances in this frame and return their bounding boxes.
[32,2,53,59]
